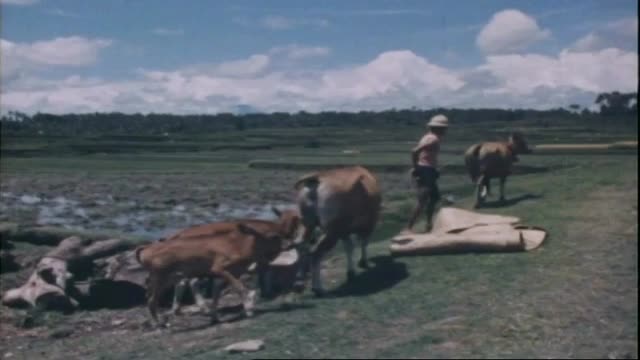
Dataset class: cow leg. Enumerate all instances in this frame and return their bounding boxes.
[293,250,311,293]
[189,278,209,310]
[146,273,161,326]
[311,257,324,297]
[170,279,188,315]
[212,269,254,318]
[342,236,356,282]
[483,178,491,197]
[147,273,174,328]
[357,233,370,269]
[499,177,506,202]
[257,265,274,299]
[208,277,224,324]
[172,278,208,315]
[474,175,486,208]
[293,224,316,291]
[310,231,340,297]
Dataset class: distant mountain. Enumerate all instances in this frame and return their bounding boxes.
[232,104,260,115]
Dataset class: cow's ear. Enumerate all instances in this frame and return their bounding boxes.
[271,206,282,217]
[237,223,260,237]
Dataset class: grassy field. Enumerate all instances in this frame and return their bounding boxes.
[0,122,637,359]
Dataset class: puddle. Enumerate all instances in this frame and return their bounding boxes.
[2,192,295,239]
[20,195,42,204]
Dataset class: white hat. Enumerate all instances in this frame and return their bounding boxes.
[427,114,449,128]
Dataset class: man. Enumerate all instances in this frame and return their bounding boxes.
[405,114,448,233]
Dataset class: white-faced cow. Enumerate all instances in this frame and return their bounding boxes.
[293,166,381,296]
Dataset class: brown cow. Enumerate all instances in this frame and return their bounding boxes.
[135,210,300,327]
[464,132,532,208]
[293,166,381,296]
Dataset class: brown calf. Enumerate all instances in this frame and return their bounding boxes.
[164,208,300,314]
[135,210,300,327]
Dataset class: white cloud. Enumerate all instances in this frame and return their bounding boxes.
[45,8,79,17]
[0,49,462,113]
[570,33,604,52]
[1,36,112,79]
[479,48,637,95]
[569,17,638,52]
[1,41,637,114]
[476,9,551,54]
[606,18,638,37]
[269,45,331,60]
[151,28,185,36]
[261,16,292,30]
[260,16,329,30]
[214,54,270,77]
[311,8,431,16]
[317,50,463,103]
[0,0,38,5]
[17,37,111,65]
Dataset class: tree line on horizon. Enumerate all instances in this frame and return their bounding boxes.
[1,91,636,136]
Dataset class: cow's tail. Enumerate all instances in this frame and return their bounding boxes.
[464,144,482,183]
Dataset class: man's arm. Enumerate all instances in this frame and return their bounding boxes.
[412,136,434,167]
[411,147,420,167]
[411,144,427,167]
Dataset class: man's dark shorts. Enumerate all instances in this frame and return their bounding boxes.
[413,165,440,201]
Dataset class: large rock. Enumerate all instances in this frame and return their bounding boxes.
[1,236,142,311]
[224,339,265,353]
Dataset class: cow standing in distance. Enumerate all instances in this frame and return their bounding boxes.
[464,132,532,208]
[135,209,301,327]
[293,166,381,297]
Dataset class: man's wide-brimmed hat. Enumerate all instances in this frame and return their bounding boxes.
[427,114,449,128]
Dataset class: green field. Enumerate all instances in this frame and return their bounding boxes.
[0,122,637,359]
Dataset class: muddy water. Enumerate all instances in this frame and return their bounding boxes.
[0,191,293,239]
[0,171,413,239]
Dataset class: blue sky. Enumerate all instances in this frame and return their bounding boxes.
[1,0,637,114]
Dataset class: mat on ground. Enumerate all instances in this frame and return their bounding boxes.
[390,207,547,256]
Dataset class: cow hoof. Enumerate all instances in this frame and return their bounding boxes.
[312,288,325,298]
[358,259,369,269]
[347,270,356,283]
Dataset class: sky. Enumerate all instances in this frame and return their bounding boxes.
[0,0,637,114]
